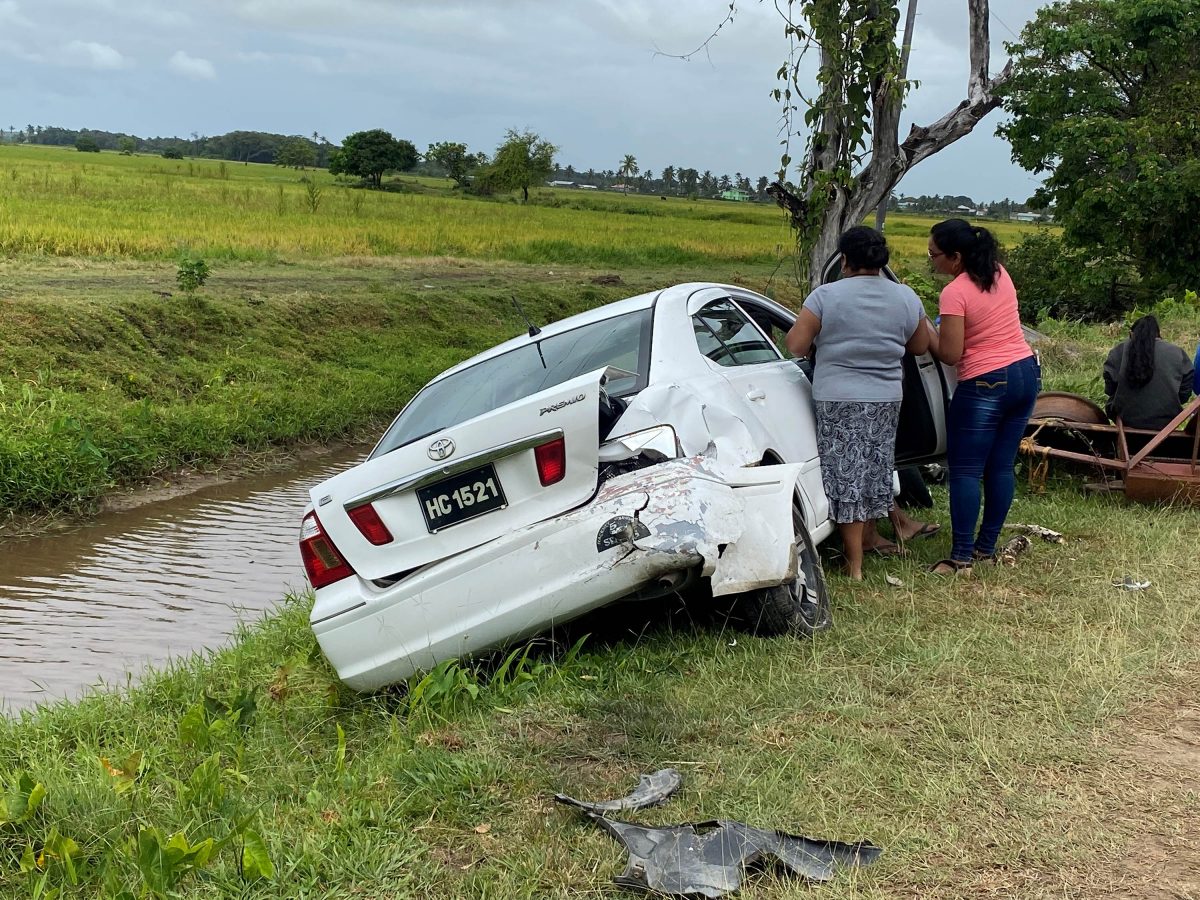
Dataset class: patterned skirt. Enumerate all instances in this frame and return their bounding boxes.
[815,400,902,524]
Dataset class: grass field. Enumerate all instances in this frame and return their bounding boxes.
[0,144,1038,267]
[2,145,1200,898]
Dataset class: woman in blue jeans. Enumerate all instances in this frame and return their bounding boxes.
[926,220,1040,575]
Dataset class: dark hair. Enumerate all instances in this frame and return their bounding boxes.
[1126,315,1160,388]
[838,225,889,271]
[930,218,1000,291]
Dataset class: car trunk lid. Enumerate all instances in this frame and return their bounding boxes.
[309,369,605,581]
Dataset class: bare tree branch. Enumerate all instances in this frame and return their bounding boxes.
[652,3,736,63]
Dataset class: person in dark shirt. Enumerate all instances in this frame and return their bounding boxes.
[1103,315,1194,430]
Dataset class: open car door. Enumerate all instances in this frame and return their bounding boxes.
[819,252,952,465]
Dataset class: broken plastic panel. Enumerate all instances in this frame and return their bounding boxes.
[554,769,881,897]
[595,817,882,897]
[555,768,683,813]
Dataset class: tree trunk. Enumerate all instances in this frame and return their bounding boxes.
[875,0,920,231]
[772,0,1011,289]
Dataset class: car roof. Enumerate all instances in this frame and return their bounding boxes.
[425,282,786,386]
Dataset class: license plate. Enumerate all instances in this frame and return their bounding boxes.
[416,464,507,532]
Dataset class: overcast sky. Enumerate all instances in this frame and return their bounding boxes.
[0,0,1048,201]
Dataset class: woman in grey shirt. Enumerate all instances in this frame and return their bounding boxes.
[786,226,931,580]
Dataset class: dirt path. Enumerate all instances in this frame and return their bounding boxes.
[1093,692,1200,898]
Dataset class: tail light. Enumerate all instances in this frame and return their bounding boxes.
[347,503,393,545]
[534,436,566,486]
[299,512,355,589]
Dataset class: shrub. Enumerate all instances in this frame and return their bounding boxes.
[1005,231,1144,323]
[176,257,211,294]
[74,136,100,153]
[890,263,940,318]
[162,147,183,160]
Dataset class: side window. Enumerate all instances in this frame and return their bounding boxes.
[743,304,797,360]
[692,299,781,367]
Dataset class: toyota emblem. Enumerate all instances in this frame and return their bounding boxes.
[427,438,455,461]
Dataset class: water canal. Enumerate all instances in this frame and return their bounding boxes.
[0,448,365,711]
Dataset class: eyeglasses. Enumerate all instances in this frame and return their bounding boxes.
[927,249,945,259]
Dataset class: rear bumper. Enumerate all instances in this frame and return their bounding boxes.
[311,459,808,690]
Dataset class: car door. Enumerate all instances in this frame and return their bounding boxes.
[686,288,831,530]
[818,254,952,464]
[687,289,820,465]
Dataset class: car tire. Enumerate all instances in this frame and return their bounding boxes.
[735,502,831,638]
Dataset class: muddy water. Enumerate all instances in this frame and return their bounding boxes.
[0,448,366,712]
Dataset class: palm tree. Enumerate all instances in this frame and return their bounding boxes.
[618,154,638,194]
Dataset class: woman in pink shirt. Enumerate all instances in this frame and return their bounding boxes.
[926,219,1039,575]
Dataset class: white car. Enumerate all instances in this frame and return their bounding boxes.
[300,275,950,690]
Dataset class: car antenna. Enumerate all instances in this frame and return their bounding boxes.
[511,294,541,338]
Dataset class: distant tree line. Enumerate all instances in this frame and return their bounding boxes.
[889,194,1035,217]
[5,125,337,167]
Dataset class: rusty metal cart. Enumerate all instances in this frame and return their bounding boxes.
[1020,393,1200,506]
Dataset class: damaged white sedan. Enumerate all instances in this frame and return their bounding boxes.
[300,280,949,690]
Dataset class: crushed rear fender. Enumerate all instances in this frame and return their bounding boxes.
[606,458,804,597]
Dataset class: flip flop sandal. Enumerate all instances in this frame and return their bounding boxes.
[909,522,941,540]
[929,559,973,576]
[868,544,908,558]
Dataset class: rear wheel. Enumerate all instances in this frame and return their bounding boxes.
[735,502,831,637]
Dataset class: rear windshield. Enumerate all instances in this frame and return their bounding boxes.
[372,308,653,457]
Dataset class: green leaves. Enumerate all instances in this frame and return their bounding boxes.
[1,772,47,824]
[175,256,210,294]
[99,751,142,795]
[134,827,215,896]
[479,128,559,202]
[178,702,210,749]
[1000,0,1200,289]
[328,129,419,188]
[240,828,275,881]
[174,753,225,808]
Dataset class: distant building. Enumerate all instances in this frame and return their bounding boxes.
[1013,211,1048,223]
[578,183,599,190]
[547,180,578,188]
[719,188,752,202]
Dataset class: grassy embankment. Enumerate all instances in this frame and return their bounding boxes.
[3,145,1200,897]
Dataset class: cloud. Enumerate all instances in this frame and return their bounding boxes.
[237,49,330,75]
[168,50,216,80]
[49,0,191,28]
[63,40,129,70]
[0,37,41,63]
[0,0,32,27]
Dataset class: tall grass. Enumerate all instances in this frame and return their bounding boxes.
[0,145,1041,267]
[0,146,794,265]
